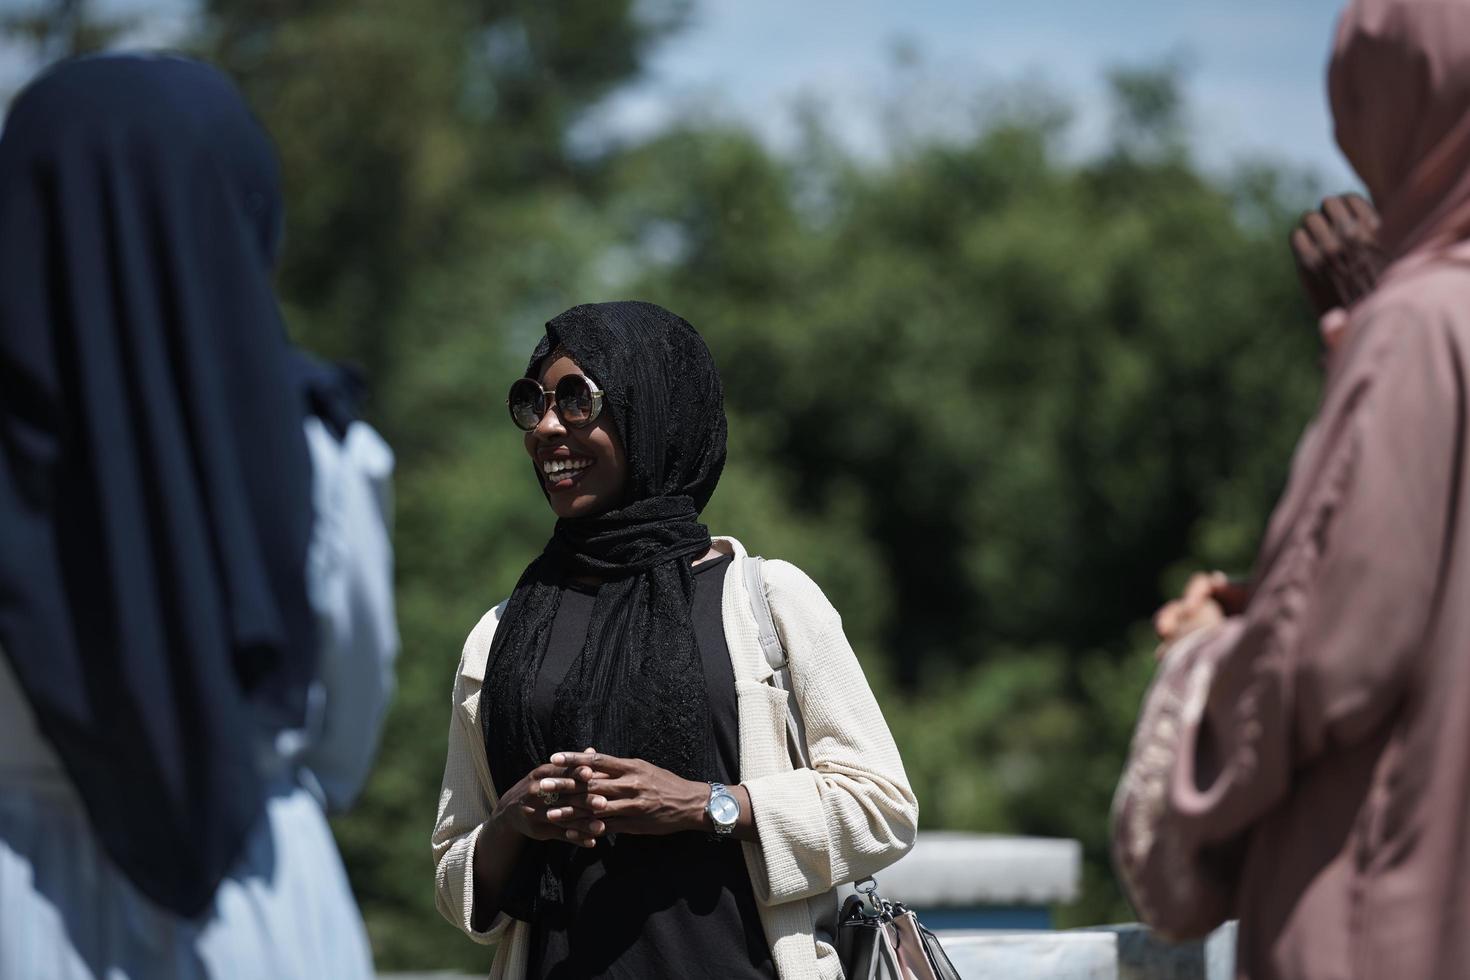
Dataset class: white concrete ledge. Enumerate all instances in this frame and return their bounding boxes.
[1086,921,1237,980]
[878,832,1081,906]
[388,920,1239,979]
[939,931,1117,978]
[932,921,1238,979]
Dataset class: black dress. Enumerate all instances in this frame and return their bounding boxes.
[525,554,776,979]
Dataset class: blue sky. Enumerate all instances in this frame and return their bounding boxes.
[582,1,1357,187]
[1,0,1358,187]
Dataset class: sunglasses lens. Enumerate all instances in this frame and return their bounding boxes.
[554,375,597,425]
[507,378,544,430]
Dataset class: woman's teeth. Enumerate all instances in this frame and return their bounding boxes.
[542,458,592,478]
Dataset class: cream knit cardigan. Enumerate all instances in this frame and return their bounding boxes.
[431,536,918,979]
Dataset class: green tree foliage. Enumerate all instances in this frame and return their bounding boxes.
[600,82,1322,929]
[185,2,696,965]
[0,0,136,64]
[197,0,690,386]
[4,5,1328,968]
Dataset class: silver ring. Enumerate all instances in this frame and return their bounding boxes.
[538,790,560,806]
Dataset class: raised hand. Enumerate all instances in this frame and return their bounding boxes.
[1289,193,1383,323]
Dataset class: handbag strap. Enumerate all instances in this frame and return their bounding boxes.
[742,556,812,769]
[746,556,890,917]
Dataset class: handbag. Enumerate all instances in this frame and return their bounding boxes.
[743,557,964,980]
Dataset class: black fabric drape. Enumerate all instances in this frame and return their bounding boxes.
[480,301,728,920]
[0,54,317,916]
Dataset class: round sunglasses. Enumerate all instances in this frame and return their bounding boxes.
[506,374,605,431]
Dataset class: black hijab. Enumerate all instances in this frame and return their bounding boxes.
[0,55,317,915]
[481,301,728,920]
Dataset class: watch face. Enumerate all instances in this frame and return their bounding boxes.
[710,794,740,826]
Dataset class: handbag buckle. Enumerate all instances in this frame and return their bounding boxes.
[853,876,889,918]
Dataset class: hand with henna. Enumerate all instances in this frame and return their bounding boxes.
[1289,193,1383,350]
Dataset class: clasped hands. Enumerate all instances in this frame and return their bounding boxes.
[494,749,711,848]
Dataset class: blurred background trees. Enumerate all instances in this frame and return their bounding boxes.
[3,0,1326,969]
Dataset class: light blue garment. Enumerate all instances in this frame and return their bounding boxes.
[0,419,398,980]
[290,417,400,811]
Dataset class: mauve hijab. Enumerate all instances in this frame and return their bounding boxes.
[1330,0,1470,262]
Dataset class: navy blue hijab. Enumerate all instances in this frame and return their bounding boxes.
[0,55,317,915]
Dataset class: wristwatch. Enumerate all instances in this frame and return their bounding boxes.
[707,782,740,837]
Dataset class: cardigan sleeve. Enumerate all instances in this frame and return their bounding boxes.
[431,605,512,945]
[741,560,919,905]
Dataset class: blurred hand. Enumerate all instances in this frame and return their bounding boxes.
[550,750,709,837]
[492,747,606,848]
[1153,571,1228,658]
[1289,193,1383,328]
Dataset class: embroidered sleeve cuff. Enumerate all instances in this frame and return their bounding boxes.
[1112,618,1244,938]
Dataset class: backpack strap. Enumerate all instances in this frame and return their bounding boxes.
[742,556,812,769]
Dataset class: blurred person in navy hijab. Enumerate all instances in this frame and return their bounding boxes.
[0,53,398,978]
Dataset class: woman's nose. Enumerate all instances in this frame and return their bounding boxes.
[530,400,566,440]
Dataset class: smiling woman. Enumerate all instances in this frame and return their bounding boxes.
[509,354,628,519]
[432,301,918,979]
